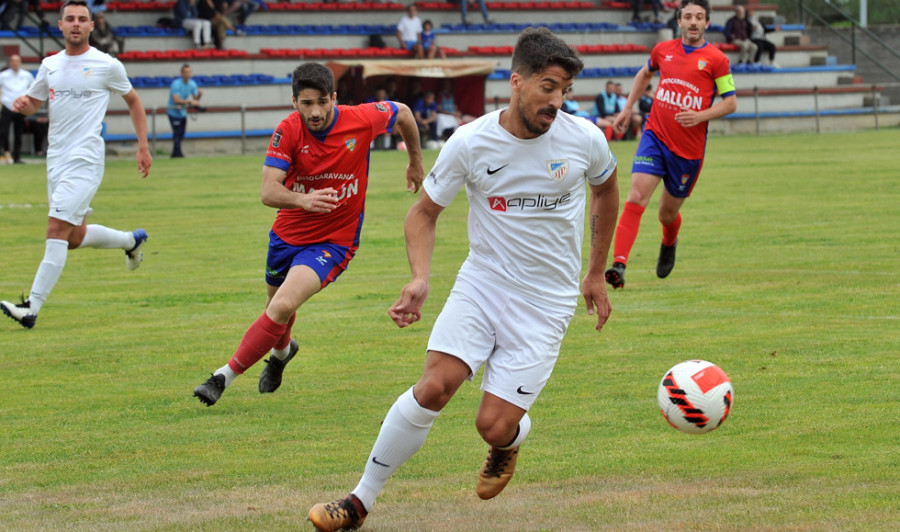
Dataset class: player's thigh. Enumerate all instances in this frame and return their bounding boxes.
[268,264,322,318]
[481,294,573,412]
[47,162,103,226]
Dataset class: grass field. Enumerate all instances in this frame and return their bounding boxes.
[1,130,898,531]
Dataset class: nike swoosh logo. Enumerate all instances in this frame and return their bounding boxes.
[487,164,509,175]
[372,456,390,467]
[516,386,534,395]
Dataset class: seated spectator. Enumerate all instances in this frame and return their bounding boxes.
[219,0,257,26]
[396,4,424,59]
[615,82,642,140]
[631,0,666,24]
[638,83,654,128]
[413,91,438,142]
[455,0,493,26]
[593,80,621,138]
[421,20,445,60]
[90,12,124,56]
[724,5,758,64]
[435,79,473,139]
[748,9,778,67]
[1,0,47,31]
[199,0,237,50]
[174,0,213,48]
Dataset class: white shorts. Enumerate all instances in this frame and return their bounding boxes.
[427,271,574,411]
[46,160,104,226]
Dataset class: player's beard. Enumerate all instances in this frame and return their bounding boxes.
[519,105,557,136]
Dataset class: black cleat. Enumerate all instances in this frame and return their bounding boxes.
[1,297,37,329]
[604,262,626,289]
[258,338,298,393]
[656,240,677,278]
[193,373,226,406]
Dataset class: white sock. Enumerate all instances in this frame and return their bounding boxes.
[214,364,239,388]
[77,224,134,249]
[351,386,440,511]
[271,340,293,361]
[498,412,531,450]
[28,239,69,315]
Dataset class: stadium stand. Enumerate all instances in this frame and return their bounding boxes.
[1,0,894,152]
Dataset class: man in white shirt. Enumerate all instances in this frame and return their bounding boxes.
[395,3,423,59]
[0,0,153,330]
[0,54,34,164]
[308,27,620,531]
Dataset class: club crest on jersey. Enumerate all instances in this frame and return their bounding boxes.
[374,102,388,113]
[272,129,283,148]
[344,137,357,152]
[698,60,707,70]
[546,159,569,183]
[82,67,93,78]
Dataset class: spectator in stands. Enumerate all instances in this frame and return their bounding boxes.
[167,64,203,158]
[396,4,424,59]
[421,19,445,59]
[435,79,473,139]
[457,0,493,26]
[593,80,621,138]
[385,77,401,102]
[90,12,124,56]
[724,5,757,64]
[25,110,47,156]
[0,54,33,164]
[616,82,642,139]
[174,0,214,48]
[0,0,47,31]
[219,0,256,26]
[199,0,237,50]
[413,91,438,143]
[638,82,653,127]
[631,0,666,24]
[404,77,423,107]
[747,8,778,67]
[367,87,394,149]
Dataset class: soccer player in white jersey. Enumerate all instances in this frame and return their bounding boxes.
[0,0,153,329]
[308,27,620,531]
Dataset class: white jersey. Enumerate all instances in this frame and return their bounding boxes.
[27,47,132,167]
[424,109,617,309]
[0,68,35,110]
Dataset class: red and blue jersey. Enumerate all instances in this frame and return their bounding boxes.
[264,101,399,247]
[645,39,735,160]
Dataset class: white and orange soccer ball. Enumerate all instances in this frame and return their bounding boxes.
[658,360,734,434]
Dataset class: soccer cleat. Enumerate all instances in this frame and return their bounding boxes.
[125,229,148,271]
[193,373,226,406]
[476,446,519,500]
[1,297,37,329]
[656,240,677,279]
[258,338,298,394]
[604,261,626,289]
[307,493,368,532]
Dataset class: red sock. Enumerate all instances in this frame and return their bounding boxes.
[604,125,613,141]
[228,313,287,373]
[661,212,682,246]
[612,201,645,266]
[274,312,296,351]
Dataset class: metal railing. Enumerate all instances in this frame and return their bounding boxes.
[4,12,64,57]
[795,0,900,82]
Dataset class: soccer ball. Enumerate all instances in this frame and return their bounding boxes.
[657,360,733,434]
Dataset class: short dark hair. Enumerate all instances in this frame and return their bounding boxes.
[60,0,91,18]
[679,0,710,20]
[510,27,583,80]
[291,63,335,100]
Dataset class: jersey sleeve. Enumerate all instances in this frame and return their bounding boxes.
[264,118,296,172]
[422,128,469,207]
[27,62,49,102]
[585,125,617,186]
[107,58,133,96]
[360,100,399,135]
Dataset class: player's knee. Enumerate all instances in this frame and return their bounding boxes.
[413,376,456,411]
[475,414,519,447]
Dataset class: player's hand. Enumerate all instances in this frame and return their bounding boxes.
[582,271,612,332]
[388,278,429,328]
[12,95,30,114]
[612,109,630,134]
[406,162,424,193]
[300,187,339,213]
[136,148,152,178]
[675,107,702,128]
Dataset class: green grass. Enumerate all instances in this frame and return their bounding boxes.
[1,129,898,531]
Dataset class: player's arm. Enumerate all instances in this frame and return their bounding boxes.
[122,89,152,178]
[582,169,619,333]
[675,73,738,127]
[392,102,425,192]
[260,165,338,213]
[613,65,654,133]
[12,95,44,116]
[388,189,445,328]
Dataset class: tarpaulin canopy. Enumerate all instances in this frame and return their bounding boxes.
[327,59,499,81]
